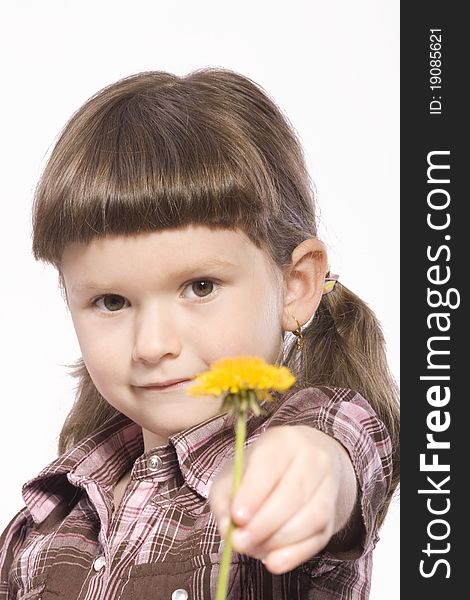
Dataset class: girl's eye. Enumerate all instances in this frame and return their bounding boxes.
[92,280,218,313]
[182,279,218,300]
[94,294,129,312]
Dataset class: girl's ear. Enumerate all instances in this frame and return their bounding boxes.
[281,237,328,332]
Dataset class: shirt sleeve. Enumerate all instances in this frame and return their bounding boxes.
[0,508,31,599]
[265,386,393,567]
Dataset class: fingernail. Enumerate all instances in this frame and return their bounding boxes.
[234,505,250,523]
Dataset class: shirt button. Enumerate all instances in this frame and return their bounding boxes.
[171,590,188,600]
[147,453,163,471]
[93,555,106,571]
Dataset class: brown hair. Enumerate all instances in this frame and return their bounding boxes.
[31,68,399,527]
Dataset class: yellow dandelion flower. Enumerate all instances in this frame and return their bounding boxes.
[186,355,295,398]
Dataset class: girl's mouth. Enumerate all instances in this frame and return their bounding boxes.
[138,379,191,391]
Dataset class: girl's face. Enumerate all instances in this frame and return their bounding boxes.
[61,225,285,451]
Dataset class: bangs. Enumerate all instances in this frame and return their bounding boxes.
[32,72,282,266]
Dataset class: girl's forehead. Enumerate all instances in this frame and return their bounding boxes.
[60,225,278,283]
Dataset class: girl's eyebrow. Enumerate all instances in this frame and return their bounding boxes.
[71,258,237,293]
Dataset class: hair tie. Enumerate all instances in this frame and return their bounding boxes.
[323,272,339,295]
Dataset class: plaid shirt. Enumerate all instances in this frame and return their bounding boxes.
[0,386,393,599]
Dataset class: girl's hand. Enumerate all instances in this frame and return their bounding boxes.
[209,425,359,574]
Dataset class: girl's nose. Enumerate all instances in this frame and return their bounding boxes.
[131,310,181,364]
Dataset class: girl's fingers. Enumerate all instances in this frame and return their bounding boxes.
[260,530,333,575]
[210,426,337,548]
[231,426,334,528]
[229,430,296,526]
[210,429,297,537]
[249,478,335,557]
[231,455,327,553]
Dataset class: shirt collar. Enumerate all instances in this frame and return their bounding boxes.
[21,397,278,525]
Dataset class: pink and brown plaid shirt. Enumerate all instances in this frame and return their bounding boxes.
[0,386,393,599]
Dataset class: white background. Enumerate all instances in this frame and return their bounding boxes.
[0,2,399,597]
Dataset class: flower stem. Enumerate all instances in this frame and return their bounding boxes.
[233,407,247,491]
[215,406,247,600]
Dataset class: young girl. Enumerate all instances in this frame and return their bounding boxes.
[0,68,399,599]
